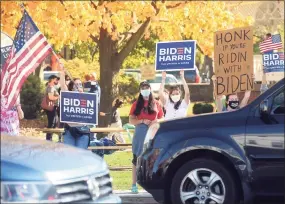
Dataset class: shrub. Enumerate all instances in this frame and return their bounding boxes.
[20,75,44,119]
[193,103,214,115]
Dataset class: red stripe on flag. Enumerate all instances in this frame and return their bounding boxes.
[2,40,50,96]
[8,47,52,110]
[6,35,45,71]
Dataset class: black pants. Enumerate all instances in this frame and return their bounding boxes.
[57,106,64,128]
[45,107,58,141]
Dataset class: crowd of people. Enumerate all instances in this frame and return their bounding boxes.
[2,65,258,193]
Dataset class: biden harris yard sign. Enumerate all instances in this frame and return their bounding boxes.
[155,40,196,71]
[262,52,284,73]
[60,91,98,125]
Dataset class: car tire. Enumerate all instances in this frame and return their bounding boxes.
[170,158,238,204]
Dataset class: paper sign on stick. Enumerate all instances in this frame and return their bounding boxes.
[214,26,254,96]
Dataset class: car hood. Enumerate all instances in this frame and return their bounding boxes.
[1,135,107,182]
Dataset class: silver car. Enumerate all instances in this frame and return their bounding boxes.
[1,135,121,203]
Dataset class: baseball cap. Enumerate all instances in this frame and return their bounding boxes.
[139,81,150,88]
[48,75,60,80]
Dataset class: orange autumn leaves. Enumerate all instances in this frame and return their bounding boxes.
[1,1,253,56]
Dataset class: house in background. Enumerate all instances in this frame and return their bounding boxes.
[39,46,75,81]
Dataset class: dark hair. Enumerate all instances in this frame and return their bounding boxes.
[67,78,80,91]
[114,99,123,108]
[169,85,182,110]
[133,93,155,116]
[65,75,70,81]
[48,75,59,82]
[266,33,272,38]
[44,66,52,71]
[225,93,239,108]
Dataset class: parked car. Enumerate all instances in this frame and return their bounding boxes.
[147,73,179,96]
[1,135,121,203]
[137,78,284,204]
[170,66,201,83]
[122,67,202,83]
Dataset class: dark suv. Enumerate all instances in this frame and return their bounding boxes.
[137,79,284,204]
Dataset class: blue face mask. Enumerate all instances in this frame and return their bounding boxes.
[141,89,151,97]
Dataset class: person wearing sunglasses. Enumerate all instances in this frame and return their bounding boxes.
[129,81,164,193]
[59,71,90,149]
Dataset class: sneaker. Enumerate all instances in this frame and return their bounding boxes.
[131,185,138,194]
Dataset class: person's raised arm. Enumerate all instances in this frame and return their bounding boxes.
[212,75,224,112]
[159,71,168,106]
[240,74,254,108]
[180,70,190,104]
[59,70,68,91]
[240,90,251,108]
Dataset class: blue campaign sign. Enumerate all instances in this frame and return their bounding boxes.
[155,40,196,71]
[60,91,98,125]
[263,52,284,73]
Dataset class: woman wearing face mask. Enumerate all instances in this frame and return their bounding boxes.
[216,91,251,112]
[59,71,90,149]
[129,81,164,193]
[159,70,190,120]
[213,74,253,112]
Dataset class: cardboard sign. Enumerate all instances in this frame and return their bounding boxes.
[140,64,155,80]
[155,40,196,71]
[60,91,98,125]
[262,52,284,73]
[214,26,254,96]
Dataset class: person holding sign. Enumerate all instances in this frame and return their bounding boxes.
[129,81,164,193]
[212,74,253,112]
[159,70,190,120]
[59,71,90,149]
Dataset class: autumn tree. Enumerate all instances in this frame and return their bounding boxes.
[1,1,252,126]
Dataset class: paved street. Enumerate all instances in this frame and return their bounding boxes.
[115,191,284,204]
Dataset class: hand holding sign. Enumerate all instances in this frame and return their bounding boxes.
[162,71,167,81]
[180,70,185,79]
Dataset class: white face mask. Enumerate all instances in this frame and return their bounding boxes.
[171,95,181,103]
[141,89,151,97]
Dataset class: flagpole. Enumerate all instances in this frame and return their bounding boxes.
[51,50,73,80]
[18,3,73,80]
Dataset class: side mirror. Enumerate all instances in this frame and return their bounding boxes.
[260,99,269,115]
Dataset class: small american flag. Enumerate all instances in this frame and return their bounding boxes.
[279,52,284,60]
[259,34,283,53]
[1,10,52,110]
[177,48,184,54]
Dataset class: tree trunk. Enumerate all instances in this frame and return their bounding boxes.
[95,19,151,127]
[97,28,120,127]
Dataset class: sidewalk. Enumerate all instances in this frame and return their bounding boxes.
[114,190,158,204]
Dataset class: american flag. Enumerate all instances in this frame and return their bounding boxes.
[259,34,283,53]
[1,10,52,110]
[279,52,284,60]
[177,48,184,54]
